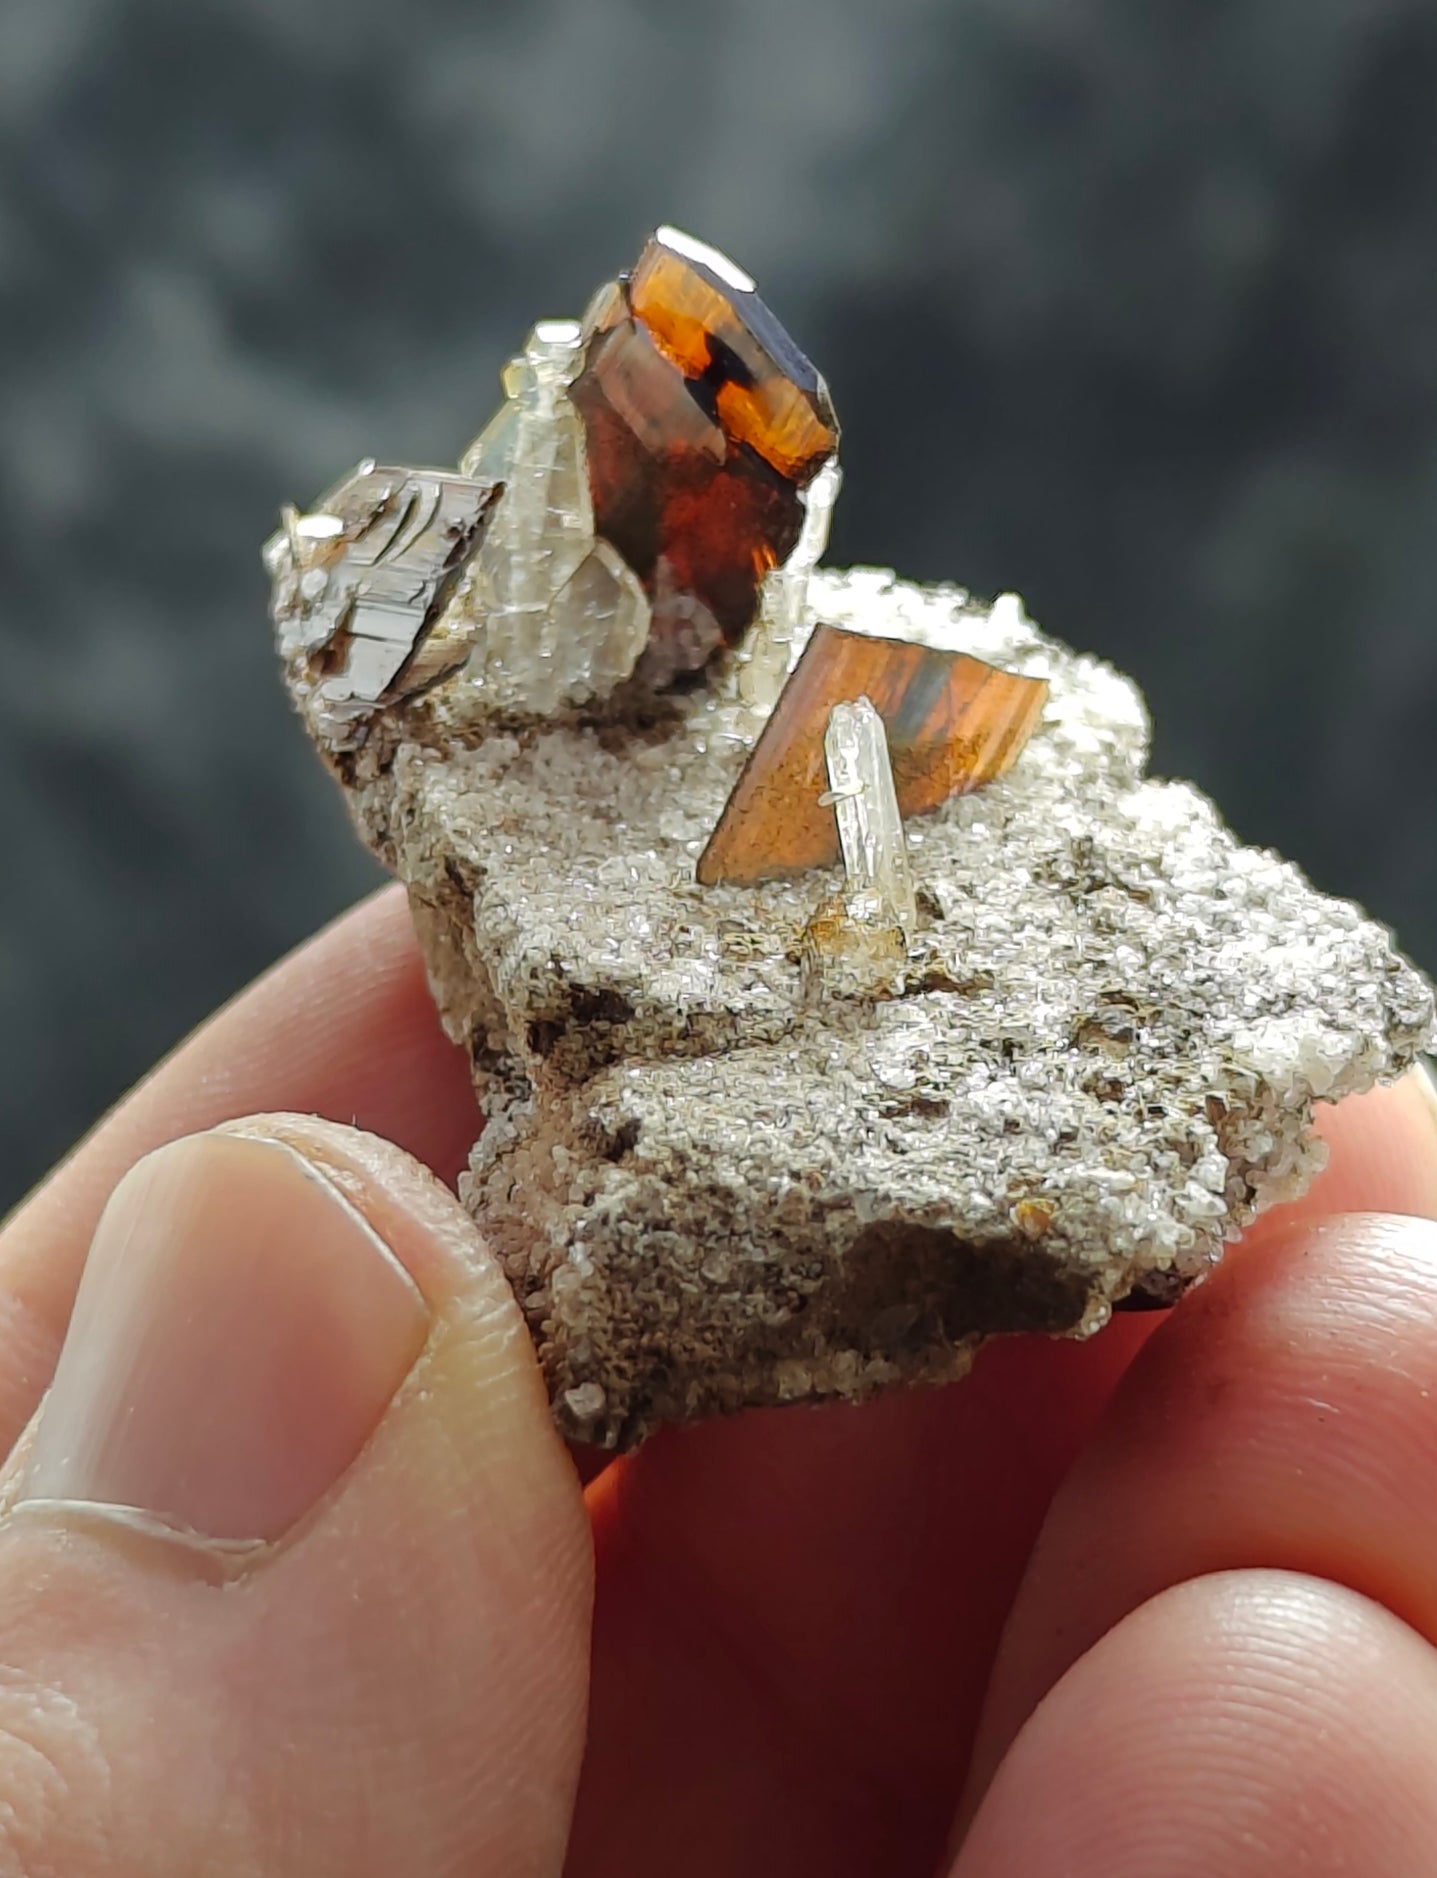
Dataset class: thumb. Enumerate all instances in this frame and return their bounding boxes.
[0,1116,591,1877]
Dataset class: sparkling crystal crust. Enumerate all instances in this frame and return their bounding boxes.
[291,566,1434,1445]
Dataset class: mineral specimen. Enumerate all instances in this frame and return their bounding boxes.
[569,225,839,682]
[267,231,1436,1451]
[456,319,652,716]
[270,231,838,729]
[265,465,500,737]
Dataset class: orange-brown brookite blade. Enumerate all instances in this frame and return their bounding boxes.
[697,625,1049,885]
[628,241,837,481]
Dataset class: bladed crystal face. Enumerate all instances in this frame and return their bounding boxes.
[569,226,839,682]
[265,464,500,732]
[697,625,1050,885]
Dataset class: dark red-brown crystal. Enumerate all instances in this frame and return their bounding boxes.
[569,229,838,683]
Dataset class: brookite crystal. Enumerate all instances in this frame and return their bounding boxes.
[266,228,1436,1448]
[572,226,839,682]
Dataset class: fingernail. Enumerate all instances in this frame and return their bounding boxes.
[21,1132,430,1542]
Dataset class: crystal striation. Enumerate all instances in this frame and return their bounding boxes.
[265,464,500,742]
[824,697,916,931]
[271,230,840,733]
[800,697,918,1000]
[454,320,652,716]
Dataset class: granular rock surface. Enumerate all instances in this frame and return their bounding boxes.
[309,570,1434,1448]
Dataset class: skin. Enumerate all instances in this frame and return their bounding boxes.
[0,881,1435,1875]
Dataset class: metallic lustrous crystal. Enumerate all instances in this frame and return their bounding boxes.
[265,463,500,736]
[698,624,1050,886]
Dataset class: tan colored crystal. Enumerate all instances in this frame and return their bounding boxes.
[454,321,651,713]
[800,893,908,1000]
[800,698,917,998]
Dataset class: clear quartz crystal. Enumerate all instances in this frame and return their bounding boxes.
[452,320,650,713]
[824,696,916,934]
[737,458,841,713]
[802,696,915,999]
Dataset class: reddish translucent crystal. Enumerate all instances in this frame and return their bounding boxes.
[697,625,1051,886]
[569,229,838,683]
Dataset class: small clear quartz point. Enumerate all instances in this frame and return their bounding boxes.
[824,697,916,935]
[738,457,841,713]
[801,697,915,1000]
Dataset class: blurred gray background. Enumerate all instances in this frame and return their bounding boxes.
[3,0,1435,1211]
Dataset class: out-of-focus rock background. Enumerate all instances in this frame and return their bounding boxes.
[2,0,1435,1209]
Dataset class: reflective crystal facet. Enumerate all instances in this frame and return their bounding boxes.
[267,230,838,730]
[455,322,651,714]
[570,227,839,683]
[823,697,916,935]
[699,624,1050,886]
[628,229,835,480]
[264,463,500,739]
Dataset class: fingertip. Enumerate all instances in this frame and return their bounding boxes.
[963,1209,1437,1819]
[0,888,482,1454]
[954,1571,1437,1877]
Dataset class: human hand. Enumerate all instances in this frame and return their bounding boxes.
[1,885,1435,1875]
